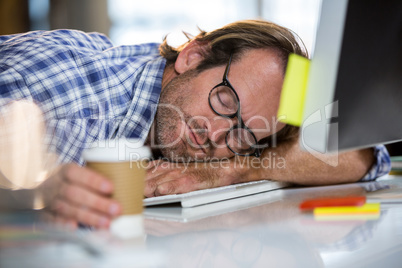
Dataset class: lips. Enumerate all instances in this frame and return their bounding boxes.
[186,123,206,154]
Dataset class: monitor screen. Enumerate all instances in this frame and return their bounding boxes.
[301,0,402,154]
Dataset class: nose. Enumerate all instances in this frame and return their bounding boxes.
[207,116,237,149]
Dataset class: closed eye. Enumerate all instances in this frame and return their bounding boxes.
[216,88,237,113]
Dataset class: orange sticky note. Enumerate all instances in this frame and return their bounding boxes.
[299,196,366,211]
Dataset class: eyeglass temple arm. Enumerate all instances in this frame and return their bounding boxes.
[223,54,233,80]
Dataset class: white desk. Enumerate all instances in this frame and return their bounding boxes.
[1,175,402,267]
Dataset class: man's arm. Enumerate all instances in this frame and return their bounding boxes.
[234,137,375,185]
[144,136,378,197]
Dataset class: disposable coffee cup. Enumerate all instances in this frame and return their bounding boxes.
[82,138,151,239]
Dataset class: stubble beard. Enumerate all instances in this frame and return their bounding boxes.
[153,70,198,162]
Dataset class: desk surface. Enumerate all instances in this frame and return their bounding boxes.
[1,175,402,267]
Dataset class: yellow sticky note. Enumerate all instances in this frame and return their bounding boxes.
[277,53,310,126]
[314,203,380,216]
[314,214,380,222]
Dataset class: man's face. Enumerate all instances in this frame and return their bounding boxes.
[153,48,286,161]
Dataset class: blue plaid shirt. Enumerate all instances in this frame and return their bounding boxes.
[361,145,391,181]
[0,29,391,181]
[0,29,165,164]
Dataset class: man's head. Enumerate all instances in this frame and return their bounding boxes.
[151,20,307,161]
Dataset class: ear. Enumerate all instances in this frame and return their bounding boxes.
[174,40,207,74]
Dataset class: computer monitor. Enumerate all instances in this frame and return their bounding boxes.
[301,0,402,155]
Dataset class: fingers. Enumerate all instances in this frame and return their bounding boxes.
[145,170,210,197]
[63,164,114,194]
[144,161,230,197]
[154,178,191,196]
[60,179,120,216]
[48,164,122,229]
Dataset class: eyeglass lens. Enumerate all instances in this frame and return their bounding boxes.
[226,127,256,154]
[209,85,238,116]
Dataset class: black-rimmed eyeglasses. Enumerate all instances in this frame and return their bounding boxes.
[208,54,261,157]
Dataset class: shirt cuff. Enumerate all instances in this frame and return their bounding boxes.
[359,144,391,182]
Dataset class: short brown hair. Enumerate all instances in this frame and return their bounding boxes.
[160,19,308,69]
[159,19,307,145]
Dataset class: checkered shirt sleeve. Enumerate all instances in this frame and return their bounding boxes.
[360,144,391,181]
[0,30,165,164]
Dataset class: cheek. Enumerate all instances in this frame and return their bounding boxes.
[174,86,207,119]
[190,93,209,112]
[187,75,218,115]
[245,116,287,141]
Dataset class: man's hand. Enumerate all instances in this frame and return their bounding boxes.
[145,160,238,197]
[45,164,122,229]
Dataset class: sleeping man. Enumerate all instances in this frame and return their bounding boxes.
[0,20,390,228]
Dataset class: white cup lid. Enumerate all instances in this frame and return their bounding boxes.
[82,138,152,162]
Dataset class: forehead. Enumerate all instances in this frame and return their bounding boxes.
[228,49,286,138]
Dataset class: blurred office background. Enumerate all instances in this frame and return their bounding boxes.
[1,0,401,155]
[1,0,319,54]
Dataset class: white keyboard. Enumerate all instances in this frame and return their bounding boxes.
[143,180,289,208]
